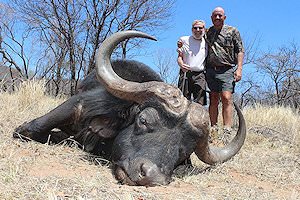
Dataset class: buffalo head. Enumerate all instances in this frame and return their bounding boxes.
[95,31,246,186]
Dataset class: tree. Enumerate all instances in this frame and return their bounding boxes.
[0,3,29,79]
[5,0,175,95]
[153,48,178,85]
[223,32,262,107]
[255,41,300,107]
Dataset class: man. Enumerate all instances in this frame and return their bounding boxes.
[205,7,244,136]
[177,20,208,105]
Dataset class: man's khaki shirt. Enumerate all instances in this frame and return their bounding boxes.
[205,24,244,67]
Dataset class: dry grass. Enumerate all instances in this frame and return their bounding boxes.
[244,104,300,150]
[0,80,299,200]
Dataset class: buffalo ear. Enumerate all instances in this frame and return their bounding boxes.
[82,131,101,152]
[88,116,119,138]
[81,117,118,152]
[97,129,118,138]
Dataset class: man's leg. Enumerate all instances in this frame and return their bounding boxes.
[209,92,220,126]
[178,70,191,99]
[220,91,233,128]
[192,71,207,105]
[193,84,207,105]
[196,88,206,105]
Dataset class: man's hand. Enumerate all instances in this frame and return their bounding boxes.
[234,68,242,82]
[177,40,183,48]
[180,64,191,72]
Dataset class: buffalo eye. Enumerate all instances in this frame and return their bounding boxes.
[135,108,159,134]
[139,116,147,125]
[136,115,149,133]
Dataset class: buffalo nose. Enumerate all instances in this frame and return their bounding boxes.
[138,161,169,186]
[140,162,160,176]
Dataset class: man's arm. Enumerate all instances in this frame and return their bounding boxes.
[234,51,244,82]
[177,51,190,72]
[177,51,184,67]
[233,29,244,82]
[177,40,190,72]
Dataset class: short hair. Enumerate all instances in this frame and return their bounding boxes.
[192,20,205,27]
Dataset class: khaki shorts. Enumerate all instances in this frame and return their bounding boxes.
[206,66,235,93]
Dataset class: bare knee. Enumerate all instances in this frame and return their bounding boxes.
[220,91,232,106]
[210,92,220,105]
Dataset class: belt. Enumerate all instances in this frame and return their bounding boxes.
[213,66,224,71]
[212,66,233,71]
[190,70,205,74]
[184,70,205,75]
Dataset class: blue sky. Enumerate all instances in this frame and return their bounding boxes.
[138,0,300,70]
[2,0,299,82]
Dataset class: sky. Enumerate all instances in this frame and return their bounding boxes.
[137,0,300,72]
[2,0,300,82]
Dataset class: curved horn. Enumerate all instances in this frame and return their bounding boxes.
[95,30,156,101]
[95,30,189,116]
[195,102,247,165]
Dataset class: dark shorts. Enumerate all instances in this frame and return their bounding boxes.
[178,70,207,105]
[206,66,235,93]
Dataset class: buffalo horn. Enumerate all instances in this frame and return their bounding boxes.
[95,30,189,116]
[194,102,247,165]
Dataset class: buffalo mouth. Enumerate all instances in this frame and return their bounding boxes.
[113,159,170,186]
[114,165,137,186]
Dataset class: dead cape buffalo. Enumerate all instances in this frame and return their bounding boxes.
[13,30,246,186]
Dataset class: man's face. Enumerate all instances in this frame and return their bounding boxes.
[192,22,205,40]
[211,10,226,29]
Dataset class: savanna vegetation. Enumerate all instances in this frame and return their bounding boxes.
[0,80,299,199]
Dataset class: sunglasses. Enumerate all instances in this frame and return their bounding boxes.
[193,26,204,30]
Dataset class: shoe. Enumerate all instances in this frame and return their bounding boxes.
[220,126,232,144]
[209,125,219,143]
